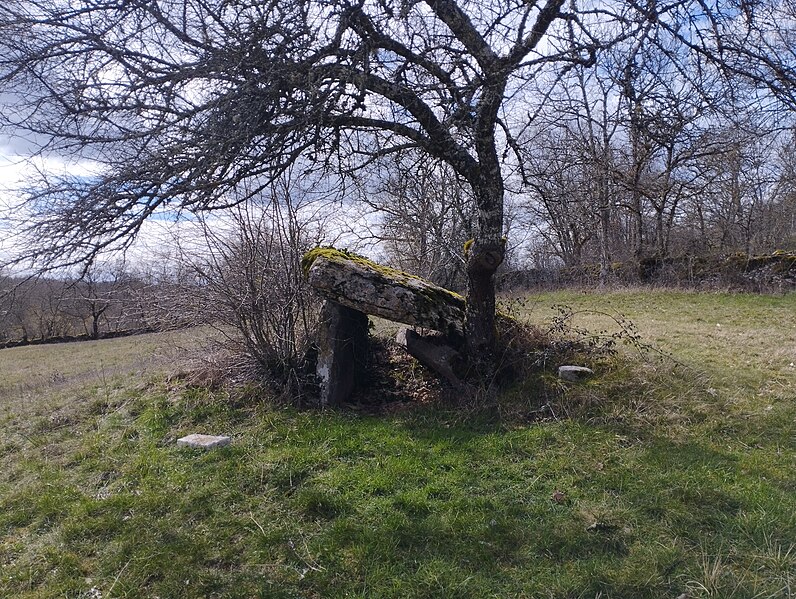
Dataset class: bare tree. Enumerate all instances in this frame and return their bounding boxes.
[61,260,132,339]
[613,34,722,263]
[685,123,780,254]
[363,152,475,290]
[1,0,795,357]
[768,136,796,249]
[178,174,330,391]
[521,125,599,269]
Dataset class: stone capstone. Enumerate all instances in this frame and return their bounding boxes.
[305,248,476,405]
[316,300,369,406]
[176,434,231,449]
[305,248,465,343]
[558,365,594,382]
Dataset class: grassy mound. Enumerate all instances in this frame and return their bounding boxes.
[1,292,794,598]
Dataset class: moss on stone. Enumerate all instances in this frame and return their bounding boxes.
[302,246,465,306]
[301,246,370,277]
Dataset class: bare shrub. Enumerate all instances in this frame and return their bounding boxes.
[178,177,333,396]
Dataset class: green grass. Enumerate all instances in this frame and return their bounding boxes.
[1,291,794,598]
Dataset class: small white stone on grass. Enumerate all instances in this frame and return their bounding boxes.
[177,434,231,449]
[558,365,594,382]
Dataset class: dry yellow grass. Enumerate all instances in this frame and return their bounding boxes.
[0,328,207,426]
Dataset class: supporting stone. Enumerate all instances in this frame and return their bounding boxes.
[316,300,369,406]
[396,327,465,390]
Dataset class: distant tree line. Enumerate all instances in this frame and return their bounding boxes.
[368,133,795,291]
[365,79,796,288]
[0,262,192,345]
[516,78,796,283]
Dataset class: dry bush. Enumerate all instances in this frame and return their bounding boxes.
[177,180,332,397]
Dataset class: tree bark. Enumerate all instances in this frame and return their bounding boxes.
[464,179,505,356]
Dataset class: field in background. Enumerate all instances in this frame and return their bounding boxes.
[1,291,794,598]
[514,290,794,405]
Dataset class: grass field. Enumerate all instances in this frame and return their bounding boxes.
[1,291,794,598]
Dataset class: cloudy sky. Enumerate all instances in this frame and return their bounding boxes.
[0,138,184,271]
[0,134,380,274]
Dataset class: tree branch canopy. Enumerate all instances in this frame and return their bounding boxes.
[0,0,794,355]
[0,0,794,266]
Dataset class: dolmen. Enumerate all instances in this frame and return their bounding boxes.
[302,248,466,406]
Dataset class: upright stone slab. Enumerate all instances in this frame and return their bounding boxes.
[316,300,369,406]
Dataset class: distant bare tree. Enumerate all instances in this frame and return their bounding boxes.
[61,260,132,339]
[685,125,778,254]
[521,126,599,269]
[614,36,725,263]
[363,152,475,290]
[768,137,796,249]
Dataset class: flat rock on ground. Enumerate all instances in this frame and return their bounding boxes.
[558,365,594,382]
[177,434,231,449]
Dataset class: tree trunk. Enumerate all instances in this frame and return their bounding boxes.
[655,207,665,258]
[598,200,611,287]
[464,181,504,357]
[632,188,644,261]
[459,64,509,360]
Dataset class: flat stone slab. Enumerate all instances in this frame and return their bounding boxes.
[177,434,231,449]
[396,327,464,389]
[558,365,594,382]
[304,248,465,341]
